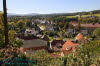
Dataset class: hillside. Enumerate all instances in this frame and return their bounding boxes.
[66,14,100,18]
[0,9,98,17]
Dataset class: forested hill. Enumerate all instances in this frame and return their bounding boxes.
[0,9,100,17]
[0,10,100,17]
[42,9,100,16]
[90,10,100,14]
[6,9,100,17]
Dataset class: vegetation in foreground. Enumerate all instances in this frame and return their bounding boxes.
[17,40,100,66]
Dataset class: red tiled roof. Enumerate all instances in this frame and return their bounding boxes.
[76,33,83,40]
[72,23,100,27]
[62,40,79,50]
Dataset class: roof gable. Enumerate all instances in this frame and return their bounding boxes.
[62,40,79,50]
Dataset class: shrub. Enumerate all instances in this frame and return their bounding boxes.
[93,28,100,39]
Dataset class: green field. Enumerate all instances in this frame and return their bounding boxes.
[82,14,100,17]
[66,14,100,18]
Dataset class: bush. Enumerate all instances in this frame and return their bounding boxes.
[63,40,100,66]
[43,31,57,37]
[93,28,100,39]
[0,46,20,60]
[10,40,23,48]
[20,50,63,66]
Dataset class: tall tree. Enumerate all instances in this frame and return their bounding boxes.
[3,0,9,46]
[93,28,100,39]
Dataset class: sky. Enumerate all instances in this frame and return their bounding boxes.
[0,0,100,14]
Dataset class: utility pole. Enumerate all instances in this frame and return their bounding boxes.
[3,0,9,46]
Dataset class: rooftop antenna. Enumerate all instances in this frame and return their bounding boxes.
[3,0,9,46]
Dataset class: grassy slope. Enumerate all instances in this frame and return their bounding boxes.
[66,14,100,18]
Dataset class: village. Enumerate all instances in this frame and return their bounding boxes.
[14,18,100,57]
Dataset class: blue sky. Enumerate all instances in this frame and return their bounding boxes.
[0,0,100,14]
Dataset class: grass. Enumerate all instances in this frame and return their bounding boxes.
[82,14,100,17]
[66,14,100,18]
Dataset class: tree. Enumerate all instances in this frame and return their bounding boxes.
[17,20,25,30]
[0,13,5,46]
[0,13,3,31]
[8,30,16,41]
[22,50,63,66]
[26,22,32,28]
[93,28,100,39]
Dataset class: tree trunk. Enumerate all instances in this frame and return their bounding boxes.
[3,0,9,46]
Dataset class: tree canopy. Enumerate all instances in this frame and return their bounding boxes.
[93,28,100,39]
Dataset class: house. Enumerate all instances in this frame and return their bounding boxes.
[75,33,83,41]
[67,29,76,34]
[53,27,59,31]
[45,21,49,25]
[19,39,48,53]
[61,40,79,56]
[75,33,88,43]
[31,28,39,35]
[39,26,46,30]
[32,22,35,25]
[46,25,54,31]
[71,23,100,27]
[50,40,65,51]
[24,29,32,36]
[24,28,39,36]
[36,34,43,38]
[62,40,79,51]
[19,29,25,34]
[81,30,88,35]
[41,20,46,24]
[41,35,49,41]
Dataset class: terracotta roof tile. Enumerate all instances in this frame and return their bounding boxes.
[76,33,83,40]
[62,40,79,50]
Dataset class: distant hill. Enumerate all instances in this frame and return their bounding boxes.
[7,13,40,16]
[7,9,100,17]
